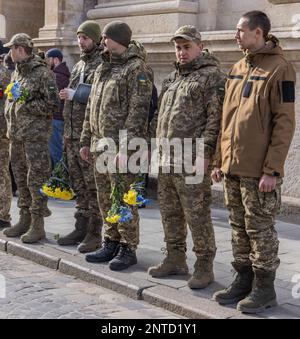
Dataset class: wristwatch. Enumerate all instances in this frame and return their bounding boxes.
[272,171,280,177]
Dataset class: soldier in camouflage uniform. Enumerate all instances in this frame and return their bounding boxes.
[148,26,226,289]
[57,21,103,253]
[3,33,59,243]
[212,11,296,313]
[0,63,12,229]
[80,21,153,271]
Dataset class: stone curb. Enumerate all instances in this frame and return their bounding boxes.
[59,259,146,300]
[6,241,59,270]
[0,236,256,319]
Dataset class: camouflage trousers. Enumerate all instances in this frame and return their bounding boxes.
[0,138,12,222]
[11,140,51,216]
[224,174,281,272]
[93,157,139,249]
[66,140,99,218]
[158,172,216,261]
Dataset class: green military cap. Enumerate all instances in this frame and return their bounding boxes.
[171,25,202,42]
[4,33,34,48]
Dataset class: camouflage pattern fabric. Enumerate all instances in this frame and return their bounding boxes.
[80,40,153,150]
[224,174,281,272]
[66,141,100,218]
[150,50,226,162]
[0,65,11,138]
[81,41,153,250]
[0,65,12,222]
[158,172,216,264]
[63,45,103,140]
[0,139,12,222]
[5,55,59,142]
[11,141,51,216]
[93,168,139,249]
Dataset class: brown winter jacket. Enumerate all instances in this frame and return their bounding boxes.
[215,36,296,178]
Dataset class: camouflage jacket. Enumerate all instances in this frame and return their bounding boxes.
[80,41,153,152]
[151,51,226,160]
[5,55,59,142]
[63,45,103,140]
[0,65,11,139]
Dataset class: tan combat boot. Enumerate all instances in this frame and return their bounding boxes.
[3,208,31,237]
[188,257,214,289]
[237,269,277,314]
[148,248,188,278]
[77,215,102,253]
[213,263,253,305]
[21,215,46,243]
[57,213,88,246]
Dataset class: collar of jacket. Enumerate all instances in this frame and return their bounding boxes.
[80,45,103,63]
[244,34,283,67]
[104,40,148,65]
[16,54,41,76]
[175,49,219,75]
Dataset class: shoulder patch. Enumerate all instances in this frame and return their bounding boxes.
[138,73,147,84]
[282,81,295,103]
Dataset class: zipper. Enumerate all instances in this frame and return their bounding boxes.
[228,64,253,173]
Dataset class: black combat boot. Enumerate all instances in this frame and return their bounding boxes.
[109,244,137,271]
[213,262,254,305]
[237,269,277,314]
[0,220,11,229]
[85,238,120,263]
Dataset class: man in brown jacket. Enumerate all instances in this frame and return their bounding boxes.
[212,11,295,314]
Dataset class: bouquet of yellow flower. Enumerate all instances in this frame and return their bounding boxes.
[41,153,74,201]
[5,81,29,103]
[106,175,150,224]
[123,181,150,207]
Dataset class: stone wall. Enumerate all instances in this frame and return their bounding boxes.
[0,0,44,41]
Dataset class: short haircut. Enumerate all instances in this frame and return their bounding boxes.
[242,11,271,38]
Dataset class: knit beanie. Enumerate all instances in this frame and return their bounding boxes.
[77,20,101,44]
[102,21,132,48]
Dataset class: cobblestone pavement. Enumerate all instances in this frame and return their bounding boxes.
[0,252,182,319]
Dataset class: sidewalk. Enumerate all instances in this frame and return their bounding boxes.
[1,197,300,319]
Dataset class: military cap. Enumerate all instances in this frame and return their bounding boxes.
[4,33,34,48]
[171,25,202,42]
[77,21,101,44]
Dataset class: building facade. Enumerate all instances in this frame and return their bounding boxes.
[1,0,300,199]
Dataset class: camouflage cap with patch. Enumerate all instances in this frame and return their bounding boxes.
[171,25,202,42]
[4,33,34,49]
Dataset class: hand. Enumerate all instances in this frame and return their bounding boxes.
[80,146,90,163]
[259,174,277,192]
[211,167,223,183]
[59,89,69,100]
[59,88,75,101]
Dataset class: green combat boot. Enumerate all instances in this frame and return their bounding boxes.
[3,209,31,237]
[77,216,102,253]
[57,213,88,246]
[148,247,188,278]
[21,215,46,243]
[188,257,214,289]
[237,269,277,314]
[213,263,254,305]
